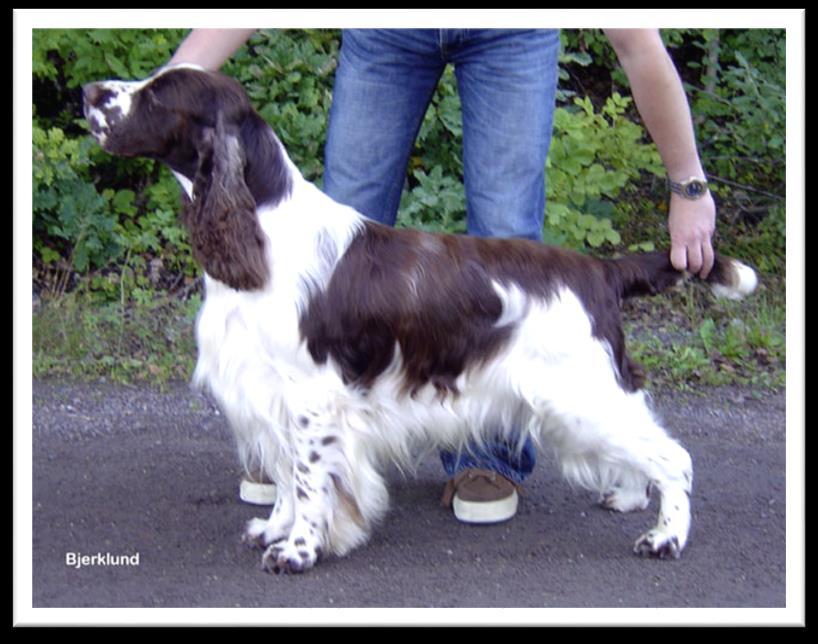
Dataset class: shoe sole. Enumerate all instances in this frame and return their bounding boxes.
[239,478,277,505]
[452,489,518,524]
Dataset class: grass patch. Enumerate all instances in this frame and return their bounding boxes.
[624,276,786,392]
[33,288,200,385]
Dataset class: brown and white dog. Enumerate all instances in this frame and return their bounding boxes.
[83,64,757,574]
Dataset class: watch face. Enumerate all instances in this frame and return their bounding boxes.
[684,180,707,198]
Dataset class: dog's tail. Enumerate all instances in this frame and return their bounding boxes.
[610,251,758,301]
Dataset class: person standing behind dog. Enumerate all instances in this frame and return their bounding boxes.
[168,27,716,525]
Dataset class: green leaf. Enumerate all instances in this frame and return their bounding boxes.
[111,189,137,217]
[699,318,717,354]
[104,52,129,78]
[40,247,61,265]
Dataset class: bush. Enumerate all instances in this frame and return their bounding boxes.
[33,124,122,274]
[688,30,785,193]
[393,65,667,250]
[545,93,664,249]
[33,29,195,299]
[560,28,785,199]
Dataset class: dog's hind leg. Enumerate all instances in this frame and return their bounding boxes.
[520,366,693,559]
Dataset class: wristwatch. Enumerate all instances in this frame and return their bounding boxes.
[668,176,709,200]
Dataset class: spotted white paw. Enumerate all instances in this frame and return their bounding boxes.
[261,536,323,574]
[633,528,682,559]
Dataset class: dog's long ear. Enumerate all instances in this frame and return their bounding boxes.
[182,112,269,291]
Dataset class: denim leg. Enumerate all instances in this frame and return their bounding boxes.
[440,29,560,482]
[453,29,560,240]
[440,438,536,486]
[323,29,445,224]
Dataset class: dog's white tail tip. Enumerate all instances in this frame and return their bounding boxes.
[711,259,758,301]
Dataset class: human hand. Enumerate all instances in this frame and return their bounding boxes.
[667,191,716,279]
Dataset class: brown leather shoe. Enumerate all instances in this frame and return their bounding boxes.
[441,468,521,524]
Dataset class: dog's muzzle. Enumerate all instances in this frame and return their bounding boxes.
[82,82,121,145]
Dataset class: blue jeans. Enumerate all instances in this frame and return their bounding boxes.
[323,28,560,484]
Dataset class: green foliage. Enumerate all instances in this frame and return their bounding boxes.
[33,28,186,88]
[398,166,467,234]
[720,203,786,275]
[32,27,786,292]
[688,30,786,192]
[33,124,123,272]
[559,29,786,187]
[33,119,193,294]
[33,29,193,299]
[626,284,786,391]
[34,289,200,383]
[394,68,667,249]
[545,94,664,248]
[556,27,785,266]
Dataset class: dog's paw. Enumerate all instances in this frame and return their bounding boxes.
[633,529,682,560]
[242,517,287,549]
[261,536,323,574]
[600,485,650,513]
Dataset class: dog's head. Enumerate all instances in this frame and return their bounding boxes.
[83,64,292,291]
[83,64,255,179]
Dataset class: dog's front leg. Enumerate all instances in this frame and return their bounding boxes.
[259,412,338,574]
